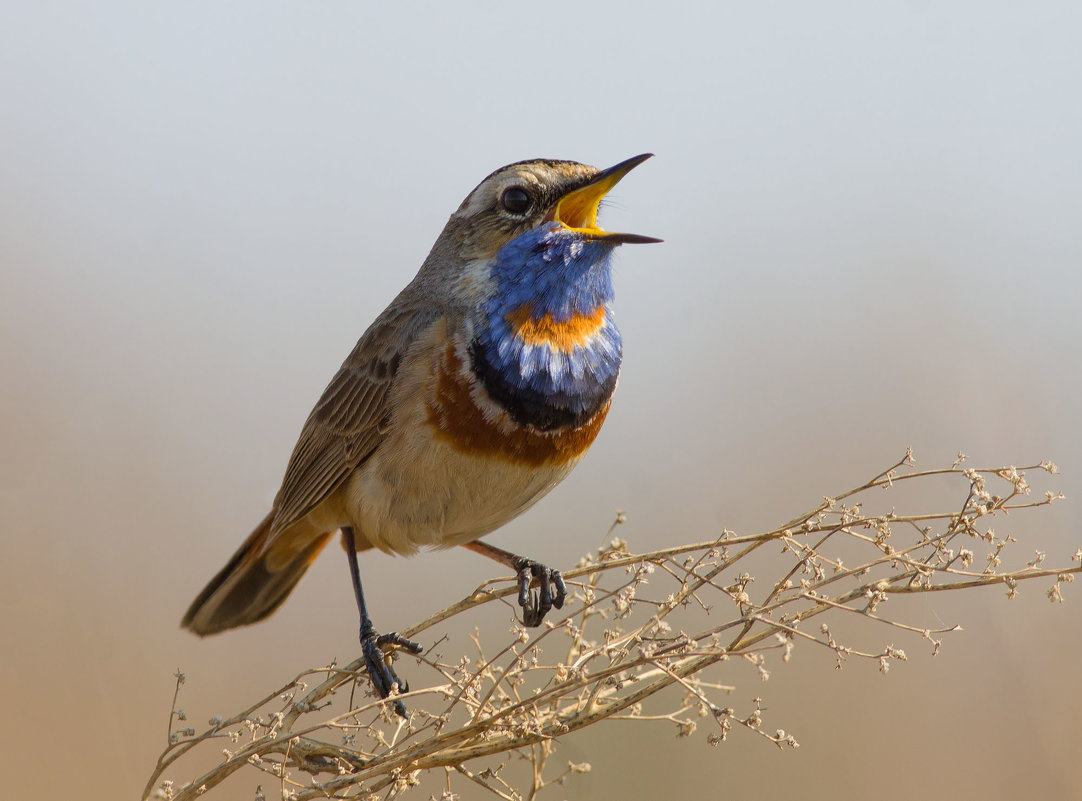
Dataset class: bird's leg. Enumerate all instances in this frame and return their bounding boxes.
[463,540,567,627]
[342,526,422,718]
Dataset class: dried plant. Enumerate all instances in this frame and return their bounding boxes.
[145,452,1077,801]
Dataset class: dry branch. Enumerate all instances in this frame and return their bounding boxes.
[145,452,1077,800]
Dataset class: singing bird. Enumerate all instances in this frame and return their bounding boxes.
[183,154,660,713]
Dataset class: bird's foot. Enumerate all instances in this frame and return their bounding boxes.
[359,624,423,718]
[512,558,566,627]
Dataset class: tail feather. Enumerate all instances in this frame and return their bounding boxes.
[181,512,333,636]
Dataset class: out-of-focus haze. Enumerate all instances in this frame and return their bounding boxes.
[2,3,1080,798]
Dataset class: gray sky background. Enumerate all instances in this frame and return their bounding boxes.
[2,3,1080,799]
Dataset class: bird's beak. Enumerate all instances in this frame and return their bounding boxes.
[551,153,663,245]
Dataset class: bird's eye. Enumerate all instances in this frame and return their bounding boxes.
[500,186,532,215]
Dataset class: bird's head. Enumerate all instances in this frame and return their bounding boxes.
[426,154,660,269]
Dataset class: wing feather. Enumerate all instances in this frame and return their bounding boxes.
[270,300,438,535]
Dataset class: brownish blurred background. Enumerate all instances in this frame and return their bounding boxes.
[2,3,1080,798]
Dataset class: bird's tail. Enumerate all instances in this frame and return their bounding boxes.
[181,512,335,636]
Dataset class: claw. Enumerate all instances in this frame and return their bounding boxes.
[359,625,423,717]
[512,559,566,627]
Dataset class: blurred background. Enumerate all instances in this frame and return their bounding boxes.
[2,2,1080,798]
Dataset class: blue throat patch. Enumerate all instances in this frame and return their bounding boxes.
[469,222,623,431]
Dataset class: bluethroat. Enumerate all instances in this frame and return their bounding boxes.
[183,154,660,714]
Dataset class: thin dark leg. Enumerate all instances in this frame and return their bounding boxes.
[343,526,422,717]
[463,540,566,627]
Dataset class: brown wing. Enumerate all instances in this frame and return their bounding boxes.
[270,300,438,536]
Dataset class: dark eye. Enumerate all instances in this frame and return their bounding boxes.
[500,186,532,215]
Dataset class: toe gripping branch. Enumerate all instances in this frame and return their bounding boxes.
[463,540,567,627]
[359,620,423,718]
[512,557,567,628]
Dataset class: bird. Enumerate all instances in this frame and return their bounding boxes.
[182,154,660,715]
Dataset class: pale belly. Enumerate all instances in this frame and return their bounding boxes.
[340,424,581,555]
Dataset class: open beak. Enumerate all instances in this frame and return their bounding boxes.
[551,153,663,245]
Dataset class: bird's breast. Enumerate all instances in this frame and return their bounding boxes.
[425,332,614,467]
[340,316,588,555]
[342,300,620,554]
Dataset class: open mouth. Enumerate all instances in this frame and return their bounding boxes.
[549,154,662,245]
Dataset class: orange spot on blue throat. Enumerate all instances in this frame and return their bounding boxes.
[505,304,606,351]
